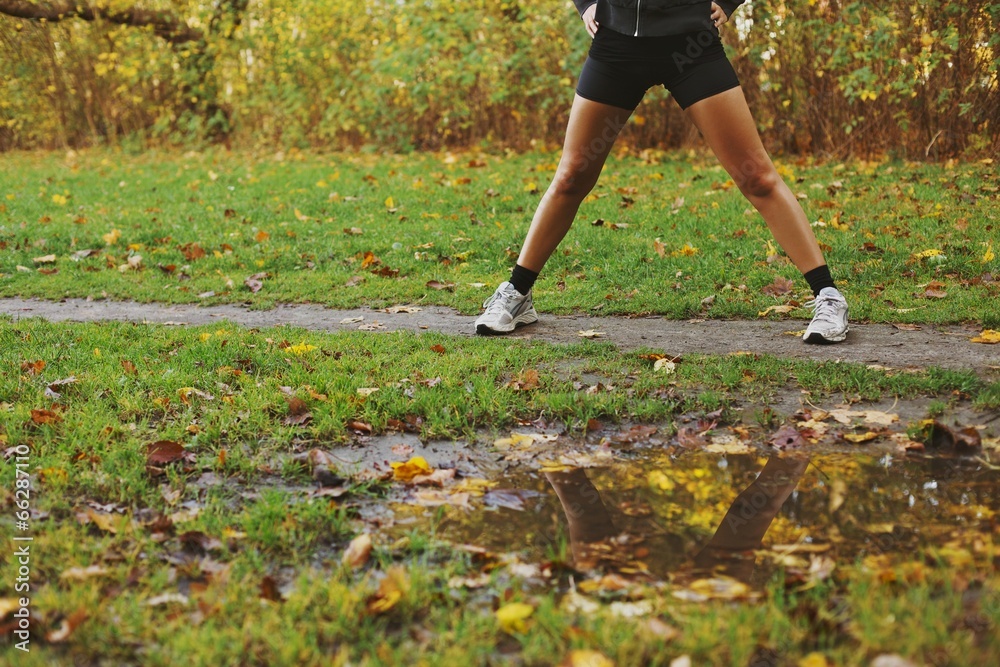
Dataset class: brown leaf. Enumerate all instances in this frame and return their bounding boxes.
[506,369,540,391]
[768,424,807,449]
[260,575,284,602]
[179,242,206,261]
[46,607,88,643]
[676,426,709,449]
[345,275,364,287]
[342,533,373,569]
[347,419,373,434]
[610,424,658,444]
[21,359,45,375]
[146,440,191,465]
[426,280,456,291]
[921,421,981,454]
[361,251,380,269]
[429,344,446,355]
[761,276,795,297]
[30,409,62,425]
[121,359,138,375]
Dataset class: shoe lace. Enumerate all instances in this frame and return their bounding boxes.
[803,292,843,325]
[483,288,518,315]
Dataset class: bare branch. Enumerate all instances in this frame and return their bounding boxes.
[0,1,202,44]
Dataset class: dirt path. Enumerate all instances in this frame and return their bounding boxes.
[3,297,996,373]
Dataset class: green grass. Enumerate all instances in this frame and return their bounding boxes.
[1,149,997,326]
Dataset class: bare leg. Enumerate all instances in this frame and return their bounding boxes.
[685,87,826,274]
[517,95,633,272]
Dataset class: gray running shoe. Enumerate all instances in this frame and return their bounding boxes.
[802,287,849,344]
[475,282,539,335]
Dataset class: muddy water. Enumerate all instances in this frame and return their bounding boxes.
[387,448,1000,587]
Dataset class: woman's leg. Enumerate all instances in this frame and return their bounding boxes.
[684,87,825,275]
[516,95,633,272]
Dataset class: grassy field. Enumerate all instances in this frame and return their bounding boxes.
[2,150,999,665]
[0,149,997,326]
[1,317,998,664]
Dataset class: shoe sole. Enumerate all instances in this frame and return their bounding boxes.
[475,312,539,336]
[803,327,849,344]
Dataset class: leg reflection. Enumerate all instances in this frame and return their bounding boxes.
[544,469,617,572]
[692,455,811,582]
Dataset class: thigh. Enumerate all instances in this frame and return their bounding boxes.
[556,92,634,192]
[683,86,774,188]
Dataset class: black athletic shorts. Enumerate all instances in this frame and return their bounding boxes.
[576,27,741,111]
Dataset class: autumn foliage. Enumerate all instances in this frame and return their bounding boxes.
[0,0,997,157]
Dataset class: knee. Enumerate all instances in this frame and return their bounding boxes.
[738,167,780,199]
[550,166,596,200]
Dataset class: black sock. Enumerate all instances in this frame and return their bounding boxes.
[509,264,539,296]
[803,265,836,296]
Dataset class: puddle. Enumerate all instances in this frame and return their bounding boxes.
[377,446,1000,592]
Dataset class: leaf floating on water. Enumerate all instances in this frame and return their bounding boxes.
[768,424,807,449]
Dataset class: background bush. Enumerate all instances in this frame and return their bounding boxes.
[0,0,997,157]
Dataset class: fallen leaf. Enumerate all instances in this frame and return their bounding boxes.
[84,509,117,534]
[385,305,421,314]
[768,424,807,449]
[46,608,88,643]
[21,359,45,375]
[426,280,455,291]
[843,431,880,444]
[145,593,189,607]
[506,369,540,391]
[147,440,192,465]
[356,387,379,397]
[33,254,57,264]
[920,421,981,454]
[367,566,409,615]
[340,316,364,324]
[391,456,433,482]
[342,534,373,569]
[560,650,615,667]
[971,330,1000,344]
[30,409,62,425]
[758,305,796,317]
[496,602,534,633]
[654,358,676,373]
[429,344,446,354]
[255,576,282,603]
[347,419,373,434]
[577,329,605,339]
[60,565,110,581]
[761,276,795,297]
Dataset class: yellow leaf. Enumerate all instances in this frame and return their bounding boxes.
[286,343,317,355]
[85,509,117,533]
[102,229,121,245]
[971,330,1000,344]
[391,456,433,482]
[982,242,995,264]
[561,650,615,667]
[798,653,829,667]
[294,208,309,221]
[912,248,944,260]
[673,243,699,257]
[52,194,68,205]
[366,565,409,614]
[843,431,880,444]
[758,305,796,318]
[452,478,497,495]
[384,196,395,209]
[496,602,534,633]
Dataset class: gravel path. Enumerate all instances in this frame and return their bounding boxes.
[2,297,996,374]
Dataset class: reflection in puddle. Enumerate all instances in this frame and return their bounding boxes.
[409,449,1000,591]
